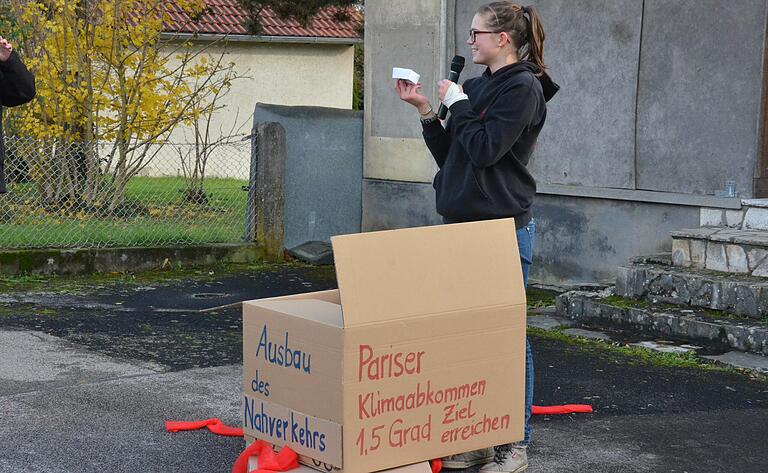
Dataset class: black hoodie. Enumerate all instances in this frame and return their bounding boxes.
[422,61,557,228]
[0,52,36,194]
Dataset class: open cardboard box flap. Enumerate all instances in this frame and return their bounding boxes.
[332,218,526,327]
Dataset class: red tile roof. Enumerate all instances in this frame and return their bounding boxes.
[163,1,363,39]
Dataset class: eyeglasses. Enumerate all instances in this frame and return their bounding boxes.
[468,29,497,43]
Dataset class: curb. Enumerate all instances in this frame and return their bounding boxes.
[527,308,768,374]
[0,243,264,276]
[555,291,768,356]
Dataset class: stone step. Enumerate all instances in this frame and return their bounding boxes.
[671,227,768,276]
[555,291,768,356]
[701,199,768,230]
[703,351,768,374]
[616,260,768,319]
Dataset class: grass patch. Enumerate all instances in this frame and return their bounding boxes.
[0,260,279,295]
[0,275,48,285]
[600,295,650,309]
[527,287,558,309]
[0,177,248,249]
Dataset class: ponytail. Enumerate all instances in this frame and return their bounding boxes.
[522,5,546,73]
[478,2,547,74]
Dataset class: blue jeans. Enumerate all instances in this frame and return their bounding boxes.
[442,217,536,447]
[516,219,535,446]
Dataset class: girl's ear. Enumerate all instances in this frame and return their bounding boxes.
[498,31,510,47]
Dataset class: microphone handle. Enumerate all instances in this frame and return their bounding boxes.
[437,70,462,120]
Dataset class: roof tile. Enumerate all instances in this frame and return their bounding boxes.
[163,0,363,39]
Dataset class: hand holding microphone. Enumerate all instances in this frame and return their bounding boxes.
[437,55,466,119]
[438,80,468,109]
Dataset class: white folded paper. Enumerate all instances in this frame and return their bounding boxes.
[392,67,420,85]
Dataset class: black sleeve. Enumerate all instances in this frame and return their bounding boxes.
[448,79,537,168]
[0,52,36,107]
[421,119,451,168]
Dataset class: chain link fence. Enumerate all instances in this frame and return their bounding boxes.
[0,136,252,249]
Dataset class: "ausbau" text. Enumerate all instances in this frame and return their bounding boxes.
[255,325,312,374]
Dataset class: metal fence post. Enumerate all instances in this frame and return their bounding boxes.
[244,131,259,242]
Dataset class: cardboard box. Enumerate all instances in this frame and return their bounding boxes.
[242,219,527,472]
[246,441,433,473]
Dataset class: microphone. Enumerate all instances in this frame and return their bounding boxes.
[437,55,466,120]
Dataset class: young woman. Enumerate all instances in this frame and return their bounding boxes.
[0,35,36,195]
[395,2,558,472]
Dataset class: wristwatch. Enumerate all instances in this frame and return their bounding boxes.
[420,114,440,126]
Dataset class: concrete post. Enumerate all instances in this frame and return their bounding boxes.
[245,122,286,261]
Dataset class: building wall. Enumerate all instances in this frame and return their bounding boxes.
[145,40,356,179]
[363,0,446,184]
[454,0,768,197]
[363,0,767,284]
[531,194,700,284]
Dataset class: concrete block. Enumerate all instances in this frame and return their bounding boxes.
[688,276,714,308]
[705,242,729,272]
[724,325,747,352]
[741,199,768,208]
[747,248,768,272]
[555,293,571,317]
[756,286,768,316]
[649,312,677,338]
[725,210,745,228]
[671,238,691,267]
[616,265,648,298]
[615,266,631,296]
[690,239,707,268]
[704,351,768,373]
[710,229,768,245]
[627,307,652,326]
[666,274,692,305]
[752,259,768,278]
[743,208,768,230]
[671,227,720,239]
[564,293,585,320]
[677,317,727,345]
[645,271,679,304]
[700,208,724,227]
[726,245,749,274]
[733,285,759,317]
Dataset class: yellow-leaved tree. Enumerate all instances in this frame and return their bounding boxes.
[8,0,239,212]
